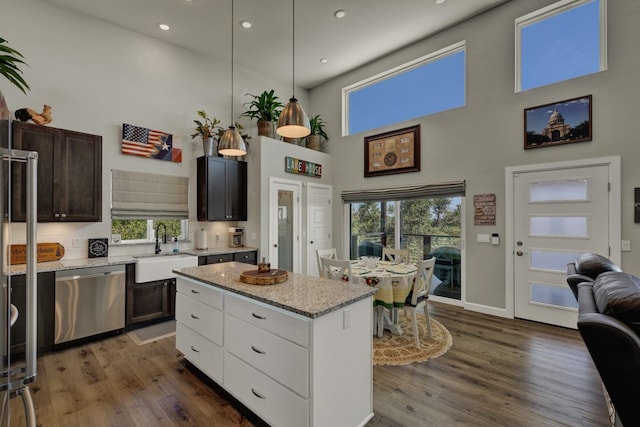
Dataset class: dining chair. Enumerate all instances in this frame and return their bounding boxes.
[403,257,436,347]
[382,247,409,263]
[319,257,353,283]
[316,248,337,277]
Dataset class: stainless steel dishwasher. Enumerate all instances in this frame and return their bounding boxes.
[54,265,126,344]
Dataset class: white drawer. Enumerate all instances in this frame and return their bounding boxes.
[225,314,309,398]
[224,352,309,427]
[176,322,223,384]
[177,276,223,310]
[175,293,223,346]
[225,293,310,347]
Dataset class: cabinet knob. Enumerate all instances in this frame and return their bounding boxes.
[191,289,200,294]
[251,388,266,400]
[190,314,200,320]
[190,345,200,353]
[60,213,67,218]
[54,213,60,218]
[251,345,266,355]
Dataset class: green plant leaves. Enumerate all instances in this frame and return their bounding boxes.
[0,37,30,94]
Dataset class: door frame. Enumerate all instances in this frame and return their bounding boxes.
[306,182,332,277]
[505,156,621,319]
[269,177,302,273]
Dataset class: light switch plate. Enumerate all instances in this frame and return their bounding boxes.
[621,240,631,251]
[477,234,491,243]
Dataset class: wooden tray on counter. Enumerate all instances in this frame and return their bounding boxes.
[239,269,288,285]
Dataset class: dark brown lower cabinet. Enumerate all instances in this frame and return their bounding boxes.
[126,278,176,326]
[9,272,55,357]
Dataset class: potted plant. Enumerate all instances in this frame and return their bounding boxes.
[191,110,224,156]
[241,89,283,138]
[306,114,329,151]
[0,37,30,120]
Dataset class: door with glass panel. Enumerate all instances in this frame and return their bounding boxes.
[514,165,610,328]
[269,178,301,273]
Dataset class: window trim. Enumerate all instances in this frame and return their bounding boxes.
[514,0,607,93]
[342,40,466,136]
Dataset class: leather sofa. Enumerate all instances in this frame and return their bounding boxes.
[566,253,640,426]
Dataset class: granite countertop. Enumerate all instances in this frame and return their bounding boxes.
[6,246,259,275]
[175,262,377,319]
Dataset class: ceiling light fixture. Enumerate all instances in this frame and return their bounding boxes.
[277,0,311,139]
[240,20,253,29]
[158,23,171,31]
[320,58,328,64]
[435,0,447,4]
[334,9,347,19]
[218,0,246,156]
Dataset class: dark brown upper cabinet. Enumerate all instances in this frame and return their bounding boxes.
[197,156,247,221]
[11,121,102,222]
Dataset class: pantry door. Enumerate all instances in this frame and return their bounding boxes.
[306,183,332,277]
[508,157,620,329]
[269,178,301,273]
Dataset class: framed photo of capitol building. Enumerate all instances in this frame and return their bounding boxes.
[524,95,592,150]
[364,124,420,177]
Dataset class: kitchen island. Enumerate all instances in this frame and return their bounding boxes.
[174,261,377,427]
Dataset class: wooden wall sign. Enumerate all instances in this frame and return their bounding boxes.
[473,194,496,225]
[8,243,65,265]
[285,156,322,178]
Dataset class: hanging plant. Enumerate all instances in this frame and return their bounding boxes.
[0,37,30,94]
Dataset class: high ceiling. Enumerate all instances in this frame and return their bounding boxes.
[41,0,511,89]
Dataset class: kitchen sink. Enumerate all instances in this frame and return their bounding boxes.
[135,253,198,283]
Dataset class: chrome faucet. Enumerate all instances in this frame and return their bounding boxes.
[155,222,167,254]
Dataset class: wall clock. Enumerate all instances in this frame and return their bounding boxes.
[88,238,109,258]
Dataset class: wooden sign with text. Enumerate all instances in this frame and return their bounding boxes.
[8,243,65,265]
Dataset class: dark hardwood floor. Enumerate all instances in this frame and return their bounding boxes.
[9,302,609,426]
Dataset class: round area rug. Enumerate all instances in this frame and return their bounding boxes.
[373,312,452,366]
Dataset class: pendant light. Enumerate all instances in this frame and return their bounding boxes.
[276,0,311,138]
[218,0,247,156]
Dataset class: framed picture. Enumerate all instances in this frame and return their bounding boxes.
[524,95,592,150]
[364,125,420,177]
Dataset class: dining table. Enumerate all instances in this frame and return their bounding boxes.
[350,259,418,337]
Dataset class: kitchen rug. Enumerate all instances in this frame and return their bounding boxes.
[127,320,176,345]
[373,313,452,366]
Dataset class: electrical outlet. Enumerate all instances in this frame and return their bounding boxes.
[343,308,351,329]
[621,240,631,251]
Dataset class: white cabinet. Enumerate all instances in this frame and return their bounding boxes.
[175,275,373,427]
[175,277,224,383]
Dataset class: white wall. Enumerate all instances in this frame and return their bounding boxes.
[309,0,640,311]
[243,137,332,273]
[1,0,309,259]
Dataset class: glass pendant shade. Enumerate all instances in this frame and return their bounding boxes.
[277,97,311,138]
[218,126,246,156]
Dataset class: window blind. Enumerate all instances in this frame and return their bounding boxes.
[111,169,189,219]
[341,181,465,203]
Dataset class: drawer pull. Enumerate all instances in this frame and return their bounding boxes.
[251,313,266,320]
[251,388,266,399]
[190,346,200,353]
[251,345,266,355]
[190,314,200,319]
[191,289,201,294]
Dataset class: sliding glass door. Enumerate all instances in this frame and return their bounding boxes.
[349,196,462,301]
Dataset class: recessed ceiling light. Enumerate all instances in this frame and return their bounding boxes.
[435,0,446,4]
[320,58,328,64]
[158,23,171,31]
[240,20,253,29]
[334,9,347,19]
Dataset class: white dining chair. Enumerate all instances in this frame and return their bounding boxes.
[403,257,436,347]
[316,248,337,277]
[382,247,409,263]
[319,257,352,283]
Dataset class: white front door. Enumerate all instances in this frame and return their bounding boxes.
[269,178,301,273]
[306,183,332,276]
[512,162,615,328]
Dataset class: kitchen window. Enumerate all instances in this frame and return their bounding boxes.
[342,41,466,136]
[515,0,607,92]
[112,219,187,244]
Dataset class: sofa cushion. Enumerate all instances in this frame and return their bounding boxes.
[593,272,640,327]
[575,253,622,279]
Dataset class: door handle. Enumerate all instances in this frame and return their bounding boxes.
[309,240,314,244]
[273,243,278,247]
